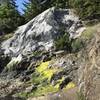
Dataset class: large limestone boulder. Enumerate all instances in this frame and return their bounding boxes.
[1,7,85,57]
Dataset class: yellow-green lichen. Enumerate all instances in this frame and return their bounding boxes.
[36,61,50,73]
[18,61,76,98]
[28,61,60,97]
[65,82,76,90]
[36,61,57,81]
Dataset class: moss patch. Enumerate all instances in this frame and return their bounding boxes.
[31,61,76,97]
[65,82,76,90]
[22,61,58,97]
[36,61,57,81]
[36,61,50,73]
[18,61,76,98]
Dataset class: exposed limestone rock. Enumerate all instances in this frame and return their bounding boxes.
[6,54,22,71]
[1,7,85,57]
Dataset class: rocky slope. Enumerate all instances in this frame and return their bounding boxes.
[0,7,100,100]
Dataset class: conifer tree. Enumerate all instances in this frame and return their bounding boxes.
[69,0,100,20]
[23,0,68,22]
[23,0,41,22]
[0,0,24,33]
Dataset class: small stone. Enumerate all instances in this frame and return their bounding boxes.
[20,76,30,82]
[26,84,37,93]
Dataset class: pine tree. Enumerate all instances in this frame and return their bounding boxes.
[69,0,100,20]
[0,0,24,33]
[23,0,44,22]
[50,0,68,8]
[23,0,68,22]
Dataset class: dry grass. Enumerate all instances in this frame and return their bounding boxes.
[81,23,100,100]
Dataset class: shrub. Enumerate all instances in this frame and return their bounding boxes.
[54,32,72,51]
[0,2,25,34]
[54,31,83,52]
[69,0,100,20]
[71,39,83,52]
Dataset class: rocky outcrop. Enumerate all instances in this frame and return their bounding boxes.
[1,7,85,57]
[0,7,85,84]
[1,7,100,100]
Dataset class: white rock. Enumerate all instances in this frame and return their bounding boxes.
[6,54,22,69]
[1,7,85,57]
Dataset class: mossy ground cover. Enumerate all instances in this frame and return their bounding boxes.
[36,61,58,81]
[30,61,59,97]
[18,61,76,98]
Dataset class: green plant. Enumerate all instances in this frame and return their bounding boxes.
[71,39,83,52]
[23,0,68,22]
[0,0,24,33]
[32,51,42,56]
[69,0,100,20]
[54,32,71,51]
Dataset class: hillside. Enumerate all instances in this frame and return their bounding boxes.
[0,7,100,100]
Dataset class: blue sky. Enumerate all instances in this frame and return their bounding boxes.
[16,0,29,14]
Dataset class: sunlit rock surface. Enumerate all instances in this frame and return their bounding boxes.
[1,7,85,57]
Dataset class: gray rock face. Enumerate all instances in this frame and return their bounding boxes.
[1,7,85,57]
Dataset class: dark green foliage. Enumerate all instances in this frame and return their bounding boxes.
[23,0,100,22]
[23,0,68,22]
[69,0,100,20]
[50,0,68,8]
[23,0,42,22]
[23,0,52,22]
[54,30,83,52]
[71,39,83,52]
[54,32,72,51]
[54,27,70,51]
[0,0,25,33]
